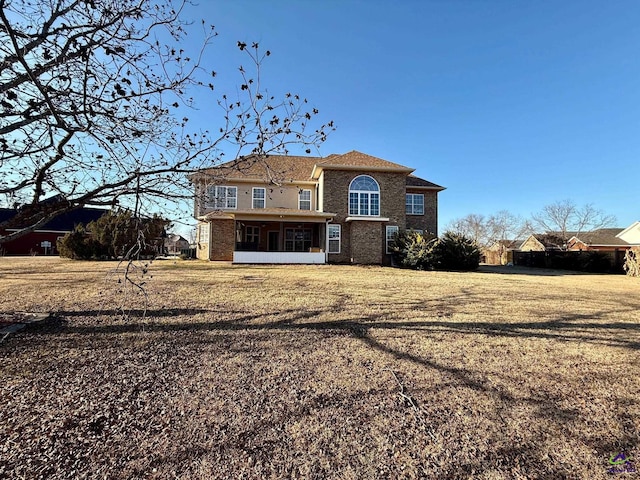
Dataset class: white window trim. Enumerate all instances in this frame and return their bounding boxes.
[206,186,237,210]
[386,226,399,254]
[199,224,210,243]
[328,224,341,254]
[245,225,260,243]
[349,175,381,217]
[298,189,312,210]
[252,187,266,209]
[406,193,424,215]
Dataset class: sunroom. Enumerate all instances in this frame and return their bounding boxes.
[200,209,336,264]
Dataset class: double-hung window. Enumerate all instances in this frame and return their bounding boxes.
[206,186,237,209]
[406,194,424,215]
[349,175,380,216]
[299,189,312,210]
[252,187,266,209]
[198,224,209,243]
[386,226,399,254]
[328,225,341,253]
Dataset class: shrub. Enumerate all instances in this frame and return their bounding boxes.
[432,232,481,271]
[58,225,105,259]
[389,230,437,270]
[624,247,640,277]
[58,210,170,260]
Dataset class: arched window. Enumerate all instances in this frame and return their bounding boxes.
[349,175,380,216]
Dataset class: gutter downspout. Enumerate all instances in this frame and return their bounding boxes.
[325,219,330,264]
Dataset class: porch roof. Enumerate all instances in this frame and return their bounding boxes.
[200,208,336,223]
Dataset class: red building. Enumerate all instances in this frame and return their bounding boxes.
[0,207,107,256]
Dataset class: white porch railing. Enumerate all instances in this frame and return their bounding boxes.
[233,251,326,264]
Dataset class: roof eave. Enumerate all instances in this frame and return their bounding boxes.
[312,164,414,179]
[406,185,446,192]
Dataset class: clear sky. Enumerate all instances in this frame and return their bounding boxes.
[176,0,640,233]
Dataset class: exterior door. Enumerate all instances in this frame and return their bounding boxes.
[268,231,279,251]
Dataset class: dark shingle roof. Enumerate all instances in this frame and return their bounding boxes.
[406,175,445,190]
[573,228,628,246]
[317,150,411,170]
[1,207,107,232]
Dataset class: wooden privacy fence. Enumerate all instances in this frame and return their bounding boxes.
[512,250,626,273]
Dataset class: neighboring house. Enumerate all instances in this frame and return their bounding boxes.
[520,224,640,253]
[616,221,640,244]
[519,233,567,252]
[483,239,525,265]
[0,207,107,255]
[165,233,190,255]
[567,225,640,252]
[190,150,445,264]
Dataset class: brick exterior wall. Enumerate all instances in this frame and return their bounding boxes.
[350,221,383,264]
[210,219,235,261]
[520,236,545,252]
[322,169,406,264]
[405,189,438,235]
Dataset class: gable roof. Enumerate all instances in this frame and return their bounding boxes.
[616,221,640,244]
[166,233,189,244]
[317,150,411,170]
[311,150,414,178]
[192,150,432,184]
[195,155,320,184]
[492,239,525,249]
[531,233,566,249]
[571,228,629,246]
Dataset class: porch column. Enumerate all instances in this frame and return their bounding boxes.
[210,219,235,261]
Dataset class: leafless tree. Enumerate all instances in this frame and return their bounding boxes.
[0,0,333,245]
[486,210,531,244]
[531,200,616,244]
[446,213,489,247]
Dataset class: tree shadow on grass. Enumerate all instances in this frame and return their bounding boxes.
[8,299,639,479]
[31,295,640,352]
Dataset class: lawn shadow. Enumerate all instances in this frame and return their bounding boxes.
[478,264,600,276]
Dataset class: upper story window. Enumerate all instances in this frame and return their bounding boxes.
[252,187,266,209]
[299,189,312,210]
[406,194,424,215]
[349,175,380,216]
[206,186,237,209]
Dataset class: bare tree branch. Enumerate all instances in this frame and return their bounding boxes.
[531,200,616,243]
[0,0,334,244]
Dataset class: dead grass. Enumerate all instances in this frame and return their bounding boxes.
[0,257,639,479]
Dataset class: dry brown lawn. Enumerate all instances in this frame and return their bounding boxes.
[0,257,639,479]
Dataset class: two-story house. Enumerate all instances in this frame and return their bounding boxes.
[190,150,444,264]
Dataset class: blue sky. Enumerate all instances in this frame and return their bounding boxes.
[177,0,639,232]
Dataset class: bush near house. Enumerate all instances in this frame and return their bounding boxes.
[432,231,481,271]
[58,210,170,260]
[389,230,437,270]
[390,230,480,271]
